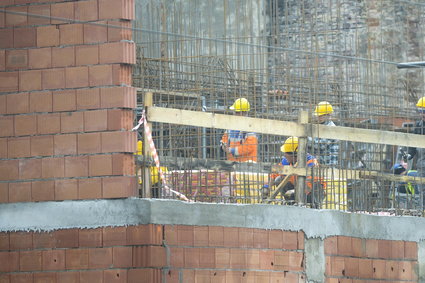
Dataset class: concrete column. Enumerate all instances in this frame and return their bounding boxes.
[305,237,325,283]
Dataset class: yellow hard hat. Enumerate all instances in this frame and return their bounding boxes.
[314,101,334,116]
[230,98,250,112]
[416,97,425,108]
[281,137,298,153]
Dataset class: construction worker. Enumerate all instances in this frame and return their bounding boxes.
[407,96,425,207]
[266,137,325,206]
[310,101,339,166]
[392,162,419,209]
[221,98,258,162]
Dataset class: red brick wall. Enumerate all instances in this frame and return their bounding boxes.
[325,236,418,282]
[0,0,137,203]
[0,225,306,283]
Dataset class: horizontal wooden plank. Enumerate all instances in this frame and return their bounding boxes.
[147,106,425,149]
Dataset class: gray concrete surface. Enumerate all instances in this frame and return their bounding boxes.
[1,198,425,241]
[305,238,325,283]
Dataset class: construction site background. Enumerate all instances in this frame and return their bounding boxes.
[132,0,425,215]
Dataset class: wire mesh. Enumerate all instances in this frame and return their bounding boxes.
[133,0,425,215]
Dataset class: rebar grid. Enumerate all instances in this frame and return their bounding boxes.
[133,0,425,215]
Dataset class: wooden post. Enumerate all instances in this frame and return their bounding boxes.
[143,92,153,198]
[295,110,309,204]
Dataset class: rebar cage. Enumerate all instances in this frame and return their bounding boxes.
[132,0,425,215]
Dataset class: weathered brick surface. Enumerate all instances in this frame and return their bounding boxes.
[0,0,137,204]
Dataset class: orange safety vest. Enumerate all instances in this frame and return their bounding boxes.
[221,130,258,162]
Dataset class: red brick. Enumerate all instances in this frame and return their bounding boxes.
[66,249,89,270]
[100,42,135,64]
[55,179,78,200]
[0,29,14,49]
[193,226,208,247]
[42,68,65,90]
[344,257,359,277]
[33,232,55,249]
[6,6,28,27]
[54,134,77,155]
[252,229,268,249]
[99,0,133,20]
[148,246,167,267]
[0,232,9,251]
[177,225,194,246]
[100,86,136,109]
[52,46,75,68]
[0,72,18,93]
[42,250,65,271]
[6,92,28,114]
[0,116,14,137]
[169,247,184,268]
[391,240,404,259]
[80,270,103,283]
[37,26,60,47]
[15,114,37,136]
[65,66,89,88]
[372,259,386,279]
[84,109,108,131]
[20,250,42,271]
[104,269,127,283]
[101,131,136,153]
[0,160,19,182]
[51,2,74,25]
[107,20,132,42]
[19,158,42,179]
[10,231,32,250]
[89,247,113,268]
[76,44,99,66]
[113,246,132,268]
[28,4,51,25]
[30,91,53,113]
[184,247,200,268]
[259,250,274,270]
[0,10,4,28]
[57,272,79,283]
[14,27,36,48]
[103,226,127,246]
[28,47,51,69]
[61,111,84,133]
[0,138,6,158]
[55,229,79,248]
[34,272,56,283]
[0,50,4,72]
[127,224,162,246]
[358,258,373,279]
[399,260,416,281]
[0,251,19,273]
[325,237,337,255]
[102,176,137,198]
[282,231,298,250]
[89,154,112,176]
[107,109,133,131]
[78,132,101,154]
[19,70,42,91]
[6,49,28,70]
[41,157,65,178]
[65,155,89,177]
[208,226,224,247]
[8,136,30,158]
[0,183,8,203]
[377,239,391,259]
[89,64,113,86]
[76,88,100,110]
[199,248,215,269]
[83,22,108,44]
[404,241,417,260]
[9,182,31,202]
[37,113,60,135]
[31,135,54,156]
[60,24,84,45]
[79,228,102,247]
[78,178,102,199]
[268,230,282,249]
[128,269,161,283]
[337,236,352,256]
[52,89,76,112]
[246,250,260,269]
[75,0,98,21]
[32,180,55,201]
[112,64,132,86]
[10,273,33,283]
[164,225,178,246]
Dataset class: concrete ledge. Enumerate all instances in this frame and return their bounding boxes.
[1,198,425,242]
